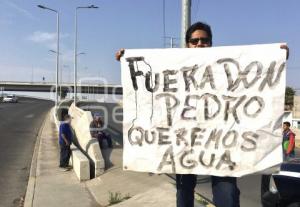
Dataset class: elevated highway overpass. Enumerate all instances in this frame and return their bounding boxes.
[0,81,123,95]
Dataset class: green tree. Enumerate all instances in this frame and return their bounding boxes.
[285,86,296,109]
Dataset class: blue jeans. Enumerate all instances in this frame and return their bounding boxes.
[59,143,71,167]
[176,175,240,207]
[176,174,197,207]
[97,132,113,149]
[211,176,240,207]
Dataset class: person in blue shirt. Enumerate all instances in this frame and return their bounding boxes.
[59,114,73,170]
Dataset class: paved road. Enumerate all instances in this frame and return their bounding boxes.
[0,97,53,207]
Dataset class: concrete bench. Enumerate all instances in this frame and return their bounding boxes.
[70,144,90,181]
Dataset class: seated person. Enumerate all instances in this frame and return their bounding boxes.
[90,113,113,149]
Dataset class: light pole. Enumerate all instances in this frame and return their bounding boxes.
[76,52,86,100]
[38,5,60,107]
[82,66,90,99]
[63,65,71,99]
[74,5,98,105]
[49,50,63,99]
[49,50,84,100]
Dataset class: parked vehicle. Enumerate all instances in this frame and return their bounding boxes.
[261,158,300,207]
[3,94,18,103]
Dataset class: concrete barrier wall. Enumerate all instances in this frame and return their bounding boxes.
[68,103,105,177]
[70,144,90,181]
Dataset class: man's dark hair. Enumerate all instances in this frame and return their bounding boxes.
[64,114,71,120]
[283,121,291,127]
[185,21,212,45]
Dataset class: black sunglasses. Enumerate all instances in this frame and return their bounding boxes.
[189,37,211,45]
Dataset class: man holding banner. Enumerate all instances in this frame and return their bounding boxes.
[174,22,241,207]
[116,21,289,207]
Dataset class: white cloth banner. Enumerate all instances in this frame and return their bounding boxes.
[121,43,286,177]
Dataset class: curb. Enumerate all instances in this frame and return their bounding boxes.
[23,110,51,207]
[195,192,215,207]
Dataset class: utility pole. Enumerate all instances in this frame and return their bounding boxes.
[180,0,191,48]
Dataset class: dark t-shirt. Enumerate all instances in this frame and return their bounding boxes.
[59,122,72,145]
[90,120,102,138]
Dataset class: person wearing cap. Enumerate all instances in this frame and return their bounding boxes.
[90,113,113,149]
[59,114,73,171]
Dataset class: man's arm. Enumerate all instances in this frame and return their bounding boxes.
[61,133,70,146]
[280,44,289,60]
[115,49,125,61]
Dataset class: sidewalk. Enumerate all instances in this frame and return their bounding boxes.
[24,110,210,207]
[84,140,210,207]
[85,147,177,207]
[24,111,99,207]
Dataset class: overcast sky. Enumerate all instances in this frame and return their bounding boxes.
[0,0,299,89]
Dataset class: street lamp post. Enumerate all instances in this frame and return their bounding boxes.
[75,52,86,100]
[49,49,63,99]
[74,5,98,105]
[49,49,84,100]
[38,5,60,107]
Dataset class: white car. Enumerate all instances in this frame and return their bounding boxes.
[3,94,18,103]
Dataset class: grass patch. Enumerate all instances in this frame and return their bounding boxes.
[195,192,213,207]
[108,192,131,206]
